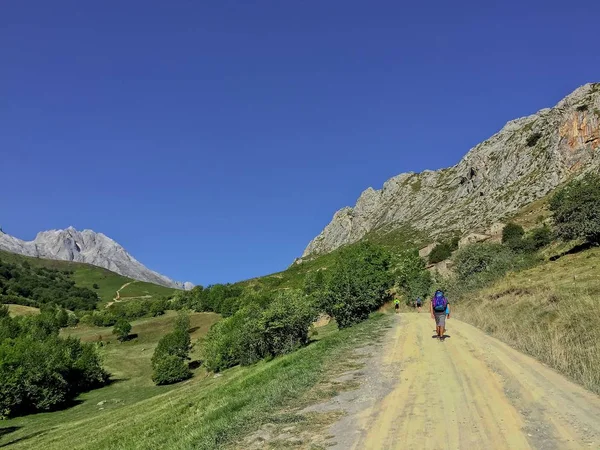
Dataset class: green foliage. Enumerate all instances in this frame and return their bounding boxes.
[449,242,538,297]
[527,224,553,249]
[0,258,99,311]
[151,312,192,385]
[112,318,132,342]
[320,243,393,328]
[92,283,99,289]
[550,173,600,244]
[395,249,432,302]
[56,308,69,328]
[0,312,108,418]
[303,270,325,295]
[428,242,453,264]
[172,283,245,318]
[502,223,525,245]
[202,290,317,372]
[151,354,191,385]
[149,297,168,316]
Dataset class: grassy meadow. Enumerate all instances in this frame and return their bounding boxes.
[0,311,390,449]
[454,246,600,394]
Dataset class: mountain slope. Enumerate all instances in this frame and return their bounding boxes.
[0,249,176,303]
[0,227,193,290]
[303,83,600,257]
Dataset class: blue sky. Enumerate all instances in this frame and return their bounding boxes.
[2,1,599,285]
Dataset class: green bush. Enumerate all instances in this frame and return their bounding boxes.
[56,308,69,328]
[112,318,132,342]
[550,173,600,244]
[502,223,525,245]
[524,225,553,250]
[320,243,393,328]
[149,298,168,317]
[428,242,453,264]
[151,354,191,385]
[151,312,192,385]
[202,290,317,372]
[0,313,108,418]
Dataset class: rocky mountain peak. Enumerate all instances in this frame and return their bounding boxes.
[302,83,600,258]
[0,227,193,290]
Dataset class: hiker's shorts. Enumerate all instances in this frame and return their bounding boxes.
[434,312,446,328]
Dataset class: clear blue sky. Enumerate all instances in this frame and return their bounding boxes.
[2,1,599,285]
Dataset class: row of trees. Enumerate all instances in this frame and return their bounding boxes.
[200,242,432,373]
[0,305,108,418]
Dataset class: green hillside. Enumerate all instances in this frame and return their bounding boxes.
[0,250,175,304]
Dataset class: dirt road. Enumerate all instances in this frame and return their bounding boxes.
[327,313,600,449]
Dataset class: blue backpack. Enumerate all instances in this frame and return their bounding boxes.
[432,292,447,312]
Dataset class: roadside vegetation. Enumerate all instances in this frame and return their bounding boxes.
[450,173,600,393]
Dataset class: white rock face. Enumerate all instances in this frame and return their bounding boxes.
[303,83,600,257]
[0,227,193,290]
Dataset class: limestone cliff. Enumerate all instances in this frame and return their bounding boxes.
[303,83,600,257]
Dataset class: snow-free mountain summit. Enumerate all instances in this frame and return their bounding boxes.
[0,227,193,290]
[303,83,600,257]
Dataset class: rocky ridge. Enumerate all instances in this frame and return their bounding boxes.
[303,83,600,257]
[0,227,193,290]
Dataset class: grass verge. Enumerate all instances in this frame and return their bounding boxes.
[0,313,390,449]
[454,246,600,394]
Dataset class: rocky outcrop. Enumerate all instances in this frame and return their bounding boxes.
[303,83,600,257]
[0,227,193,290]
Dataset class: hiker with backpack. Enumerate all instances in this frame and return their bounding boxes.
[430,290,449,340]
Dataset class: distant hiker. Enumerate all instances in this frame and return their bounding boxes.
[416,297,423,313]
[430,290,449,340]
[394,298,400,312]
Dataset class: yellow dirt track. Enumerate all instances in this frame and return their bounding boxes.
[351,313,600,449]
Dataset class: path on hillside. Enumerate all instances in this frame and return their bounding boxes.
[321,313,600,449]
[105,281,135,308]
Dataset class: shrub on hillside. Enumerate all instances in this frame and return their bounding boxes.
[202,290,317,372]
[151,312,192,385]
[0,312,108,418]
[428,242,453,264]
[149,298,168,317]
[454,243,515,281]
[320,243,393,329]
[502,223,525,246]
[151,354,191,385]
[550,173,600,244]
[112,318,132,342]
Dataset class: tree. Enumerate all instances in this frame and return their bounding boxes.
[321,243,393,328]
[395,249,432,301]
[502,223,525,246]
[112,318,132,342]
[92,283,99,289]
[151,312,192,384]
[550,173,600,244]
